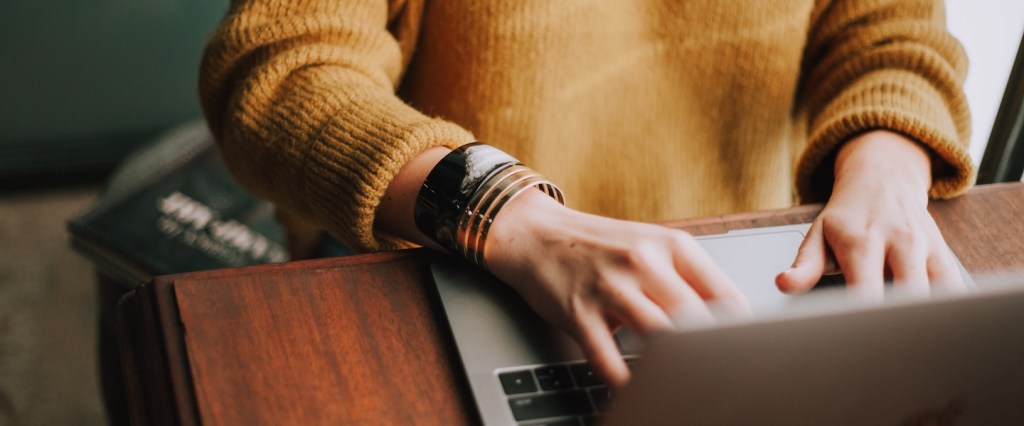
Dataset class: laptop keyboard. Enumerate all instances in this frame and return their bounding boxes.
[498,358,636,425]
[494,278,847,424]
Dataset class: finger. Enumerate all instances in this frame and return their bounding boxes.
[571,311,630,388]
[886,242,929,298]
[927,247,966,293]
[636,257,698,311]
[607,286,675,336]
[638,258,725,318]
[649,275,721,327]
[668,235,751,314]
[776,220,828,294]
[833,234,886,301]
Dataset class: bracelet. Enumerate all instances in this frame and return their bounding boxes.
[457,165,562,267]
[414,143,519,252]
[414,143,564,269]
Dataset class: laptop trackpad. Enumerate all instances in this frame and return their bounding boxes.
[616,227,810,355]
[697,228,809,316]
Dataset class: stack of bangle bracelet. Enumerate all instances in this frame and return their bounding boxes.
[414,143,565,270]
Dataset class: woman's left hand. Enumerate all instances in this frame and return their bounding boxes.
[775,130,966,299]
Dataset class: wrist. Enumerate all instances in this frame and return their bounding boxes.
[483,188,572,269]
[834,130,932,194]
[412,143,564,269]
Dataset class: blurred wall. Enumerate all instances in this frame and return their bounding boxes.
[944,0,1024,165]
[0,0,229,178]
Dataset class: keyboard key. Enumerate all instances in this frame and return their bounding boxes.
[569,363,602,387]
[588,386,612,412]
[534,365,574,391]
[508,390,593,421]
[499,370,538,395]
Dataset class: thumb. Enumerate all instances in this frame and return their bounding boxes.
[776,221,829,294]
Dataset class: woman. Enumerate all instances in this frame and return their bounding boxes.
[200,0,975,386]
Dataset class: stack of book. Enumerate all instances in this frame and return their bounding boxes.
[68,121,289,287]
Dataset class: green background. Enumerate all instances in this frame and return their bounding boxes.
[0,0,229,178]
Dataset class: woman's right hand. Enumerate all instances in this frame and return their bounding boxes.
[374,147,748,387]
[484,189,750,388]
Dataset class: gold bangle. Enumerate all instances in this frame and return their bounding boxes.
[473,176,552,268]
[456,166,534,260]
[465,169,544,266]
[454,164,564,269]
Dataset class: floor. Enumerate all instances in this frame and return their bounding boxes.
[0,184,106,426]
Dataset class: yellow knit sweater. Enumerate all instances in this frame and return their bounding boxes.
[200,0,974,252]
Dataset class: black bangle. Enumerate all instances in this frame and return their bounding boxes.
[414,142,564,268]
[414,143,519,253]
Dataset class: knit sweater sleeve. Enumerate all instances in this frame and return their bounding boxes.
[795,0,975,202]
[199,0,475,252]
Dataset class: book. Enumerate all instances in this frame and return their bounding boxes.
[68,121,289,287]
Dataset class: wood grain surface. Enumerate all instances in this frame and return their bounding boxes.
[173,253,475,425]
[119,182,1024,425]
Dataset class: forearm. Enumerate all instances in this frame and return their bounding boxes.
[200,0,475,252]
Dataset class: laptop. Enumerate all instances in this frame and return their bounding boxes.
[430,224,1023,425]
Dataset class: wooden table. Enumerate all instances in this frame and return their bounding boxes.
[117,182,1024,425]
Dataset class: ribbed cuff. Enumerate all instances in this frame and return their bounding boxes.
[796,69,975,202]
[294,83,476,252]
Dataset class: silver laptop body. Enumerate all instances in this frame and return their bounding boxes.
[604,278,1024,425]
[430,224,1002,425]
